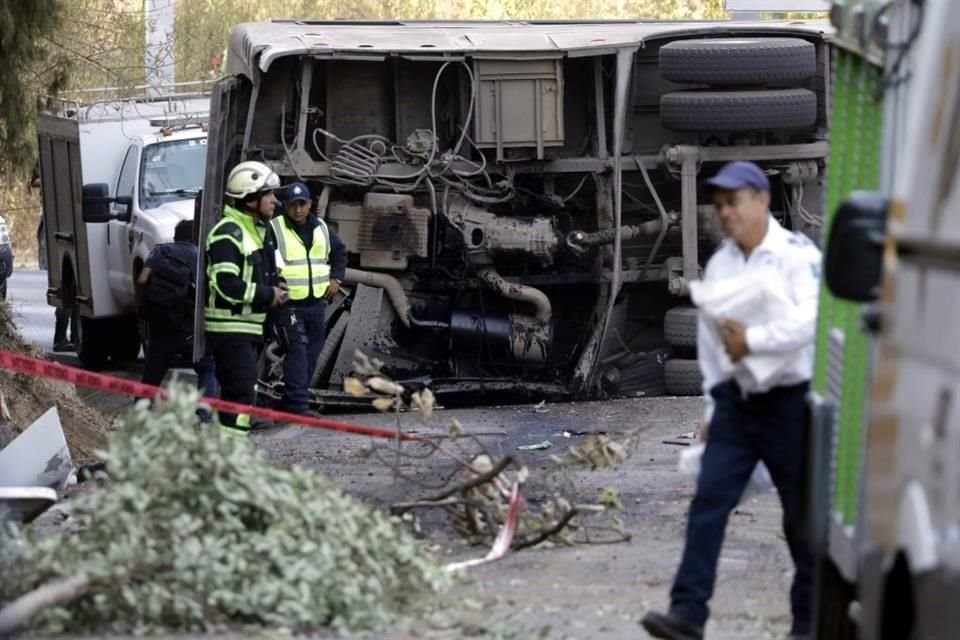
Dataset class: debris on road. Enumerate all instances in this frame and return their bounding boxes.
[517,440,553,451]
[0,407,74,524]
[0,487,58,524]
[0,407,72,490]
[0,384,450,636]
[550,432,636,469]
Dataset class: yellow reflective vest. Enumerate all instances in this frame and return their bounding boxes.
[270,214,331,301]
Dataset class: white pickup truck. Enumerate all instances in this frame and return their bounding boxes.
[37,92,208,368]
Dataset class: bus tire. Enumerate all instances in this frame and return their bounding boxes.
[660,38,816,85]
[664,358,703,396]
[661,88,817,131]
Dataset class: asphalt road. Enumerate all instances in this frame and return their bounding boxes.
[8,269,796,639]
[6,267,145,415]
[6,268,58,353]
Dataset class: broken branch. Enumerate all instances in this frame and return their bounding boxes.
[0,573,91,636]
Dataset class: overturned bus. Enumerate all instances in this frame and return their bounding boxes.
[196,19,831,408]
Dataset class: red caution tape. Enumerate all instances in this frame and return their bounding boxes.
[0,349,421,442]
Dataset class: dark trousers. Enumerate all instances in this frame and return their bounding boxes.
[54,306,74,345]
[141,322,217,397]
[206,332,260,432]
[281,301,326,413]
[670,379,813,635]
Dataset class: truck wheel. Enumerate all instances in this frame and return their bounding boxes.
[659,38,816,85]
[664,306,698,348]
[76,316,109,370]
[813,556,857,640]
[660,88,817,131]
[664,359,703,396]
[108,317,141,365]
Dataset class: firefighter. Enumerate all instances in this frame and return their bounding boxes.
[205,161,288,436]
[270,182,347,415]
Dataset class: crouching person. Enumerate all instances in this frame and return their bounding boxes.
[138,219,216,401]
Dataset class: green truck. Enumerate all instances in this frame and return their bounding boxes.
[811,0,960,637]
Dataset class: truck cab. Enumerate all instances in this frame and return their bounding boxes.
[105,128,207,311]
[37,90,208,368]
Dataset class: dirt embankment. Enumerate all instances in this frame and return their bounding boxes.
[0,305,108,461]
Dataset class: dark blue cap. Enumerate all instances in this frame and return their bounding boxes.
[705,161,770,193]
[285,182,311,203]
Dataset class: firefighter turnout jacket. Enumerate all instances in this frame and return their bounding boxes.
[205,205,277,335]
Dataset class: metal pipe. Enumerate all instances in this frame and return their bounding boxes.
[343,268,411,328]
[566,219,663,253]
[476,266,552,324]
[679,150,700,283]
[635,156,671,278]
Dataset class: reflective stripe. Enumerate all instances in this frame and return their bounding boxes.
[208,233,243,252]
[271,216,331,300]
[210,280,245,305]
[204,319,263,336]
[210,262,241,276]
[242,280,257,304]
[285,275,330,287]
[205,308,266,322]
[220,424,250,437]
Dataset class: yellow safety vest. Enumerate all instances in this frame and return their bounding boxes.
[270,215,331,301]
[204,205,269,336]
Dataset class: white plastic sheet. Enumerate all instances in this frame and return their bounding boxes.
[678,443,775,503]
[689,274,805,390]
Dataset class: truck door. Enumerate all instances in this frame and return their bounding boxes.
[106,144,139,309]
[194,78,237,362]
[36,113,96,316]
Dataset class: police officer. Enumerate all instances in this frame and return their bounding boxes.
[205,161,288,436]
[270,182,347,415]
[642,162,820,640]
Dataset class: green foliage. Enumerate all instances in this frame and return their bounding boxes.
[0,384,451,634]
[0,0,65,173]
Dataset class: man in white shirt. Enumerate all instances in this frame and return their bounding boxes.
[642,161,820,640]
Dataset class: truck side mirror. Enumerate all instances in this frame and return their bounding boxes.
[824,191,889,302]
[81,183,115,223]
[114,195,133,221]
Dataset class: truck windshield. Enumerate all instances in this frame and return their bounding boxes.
[139,137,207,206]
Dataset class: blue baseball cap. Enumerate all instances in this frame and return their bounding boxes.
[285,182,311,203]
[705,161,770,194]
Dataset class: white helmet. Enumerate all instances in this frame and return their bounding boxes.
[224,161,280,200]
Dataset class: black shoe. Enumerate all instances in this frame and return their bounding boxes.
[250,416,278,430]
[641,611,704,640]
[52,340,76,353]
